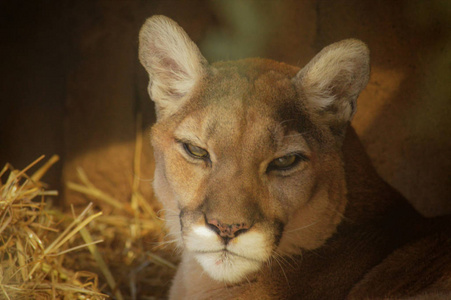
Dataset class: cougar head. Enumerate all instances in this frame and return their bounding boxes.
[139,15,369,283]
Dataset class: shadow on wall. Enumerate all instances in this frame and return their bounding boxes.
[314,0,451,216]
[0,0,449,216]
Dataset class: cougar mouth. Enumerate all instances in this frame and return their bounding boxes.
[183,224,273,282]
[194,249,266,283]
[194,248,265,263]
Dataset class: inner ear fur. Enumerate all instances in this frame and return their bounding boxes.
[294,39,370,135]
[139,15,208,118]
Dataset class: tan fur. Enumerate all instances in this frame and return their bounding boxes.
[139,16,451,299]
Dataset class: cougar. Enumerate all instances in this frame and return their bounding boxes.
[138,15,451,299]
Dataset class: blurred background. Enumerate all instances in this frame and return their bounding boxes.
[1,0,450,217]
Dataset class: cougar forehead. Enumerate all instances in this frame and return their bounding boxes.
[203,59,301,115]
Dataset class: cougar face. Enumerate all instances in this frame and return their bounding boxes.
[151,60,349,283]
[140,16,369,283]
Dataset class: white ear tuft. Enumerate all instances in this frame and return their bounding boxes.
[139,15,207,118]
[294,39,370,133]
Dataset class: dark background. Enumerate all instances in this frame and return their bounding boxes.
[1,0,450,216]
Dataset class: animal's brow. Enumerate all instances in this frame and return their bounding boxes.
[173,132,204,146]
[173,114,208,146]
[268,122,311,155]
[268,119,298,144]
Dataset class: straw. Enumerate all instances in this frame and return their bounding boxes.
[0,157,107,299]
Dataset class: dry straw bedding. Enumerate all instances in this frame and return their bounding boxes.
[1,118,176,299]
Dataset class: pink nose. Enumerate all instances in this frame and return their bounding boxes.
[206,219,250,239]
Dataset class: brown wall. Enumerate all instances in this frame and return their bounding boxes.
[1,0,450,216]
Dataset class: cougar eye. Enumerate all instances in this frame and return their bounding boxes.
[267,153,306,172]
[183,143,209,159]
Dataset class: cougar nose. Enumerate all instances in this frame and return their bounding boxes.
[206,219,250,244]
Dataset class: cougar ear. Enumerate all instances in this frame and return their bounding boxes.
[294,39,370,136]
[139,15,207,118]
